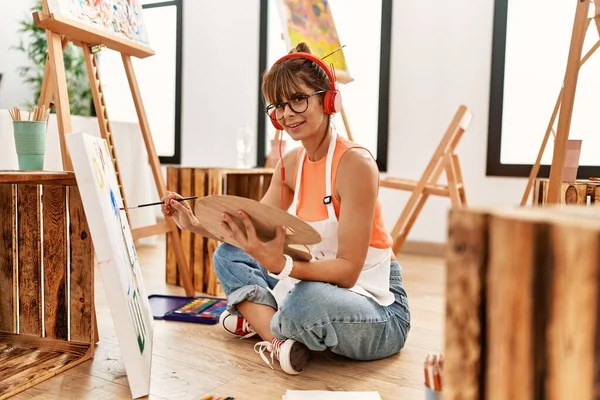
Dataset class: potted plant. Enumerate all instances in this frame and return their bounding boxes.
[12,0,94,116]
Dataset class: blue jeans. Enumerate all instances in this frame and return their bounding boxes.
[212,243,411,361]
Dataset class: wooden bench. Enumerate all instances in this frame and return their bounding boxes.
[165,167,274,296]
[0,171,95,399]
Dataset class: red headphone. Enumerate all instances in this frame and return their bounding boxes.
[268,52,342,130]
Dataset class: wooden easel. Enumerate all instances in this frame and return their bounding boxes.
[522,0,600,205]
[381,105,472,254]
[33,1,195,296]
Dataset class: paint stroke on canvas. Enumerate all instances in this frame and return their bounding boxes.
[46,0,150,46]
[276,0,350,81]
[66,132,153,399]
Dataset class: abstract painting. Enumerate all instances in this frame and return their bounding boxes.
[46,0,150,47]
[274,0,351,82]
[66,131,153,399]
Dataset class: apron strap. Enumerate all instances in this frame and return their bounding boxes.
[324,126,337,219]
[289,123,338,219]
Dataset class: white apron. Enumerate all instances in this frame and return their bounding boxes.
[271,127,396,307]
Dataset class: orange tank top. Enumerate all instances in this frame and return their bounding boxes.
[292,135,393,249]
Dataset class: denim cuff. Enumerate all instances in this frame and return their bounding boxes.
[226,284,278,317]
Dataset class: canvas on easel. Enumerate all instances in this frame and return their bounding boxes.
[275,0,352,83]
[32,0,195,296]
[272,0,355,142]
[46,0,150,46]
[66,131,153,399]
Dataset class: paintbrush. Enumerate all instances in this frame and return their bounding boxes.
[120,196,198,210]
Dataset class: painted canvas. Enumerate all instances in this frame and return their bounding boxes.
[275,0,351,83]
[46,0,150,47]
[65,132,153,399]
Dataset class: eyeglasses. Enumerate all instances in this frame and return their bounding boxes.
[265,91,326,120]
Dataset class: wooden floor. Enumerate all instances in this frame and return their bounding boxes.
[12,238,446,400]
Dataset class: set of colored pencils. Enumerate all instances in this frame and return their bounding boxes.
[424,353,443,392]
[8,105,51,122]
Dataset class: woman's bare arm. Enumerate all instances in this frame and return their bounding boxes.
[259,147,300,210]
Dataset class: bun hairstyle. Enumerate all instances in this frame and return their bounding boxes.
[289,42,312,54]
[261,42,331,106]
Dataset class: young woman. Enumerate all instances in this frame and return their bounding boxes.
[161,43,411,375]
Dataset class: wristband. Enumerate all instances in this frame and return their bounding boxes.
[268,254,294,280]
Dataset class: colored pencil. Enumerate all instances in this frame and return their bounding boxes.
[119,196,198,210]
[424,352,444,392]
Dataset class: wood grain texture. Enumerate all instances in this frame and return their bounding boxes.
[42,185,68,340]
[533,179,589,205]
[593,185,600,205]
[0,332,91,400]
[0,172,75,186]
[444,207,600,400]
[194,195,321,247]
[17,185,42,336]
[165,166,179,285]
[532,222,552,400]
[193,169,206,292]
[247,174,262,201]
[547,223,599,400]
[0,184,16,333]
[444,208,487,400]
[68,187,94,344]
[0,333,89,356]
[178,168,192,288]
[486,215,535,400]
[33,12,154,59]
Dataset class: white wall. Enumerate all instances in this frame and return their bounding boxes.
[380,0,527,243]
[0,0,531,245]
[0,0,37,109]
[180,0,260,169]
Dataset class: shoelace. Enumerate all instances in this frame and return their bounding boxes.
[254,338,285,369]
[239,319,255,339]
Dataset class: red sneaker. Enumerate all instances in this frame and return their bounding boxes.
[254,338,311,375]
[219,310,257,339]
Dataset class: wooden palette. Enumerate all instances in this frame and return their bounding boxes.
[194,195,321,261]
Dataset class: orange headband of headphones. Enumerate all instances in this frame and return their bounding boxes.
[270,52,343,119]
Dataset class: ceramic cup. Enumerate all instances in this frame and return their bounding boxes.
[13,121,46,170]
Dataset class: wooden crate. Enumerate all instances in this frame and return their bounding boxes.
[533,178,600,205]
[444,205,600,400]
[0,171,95,399]
[165,167,274,296]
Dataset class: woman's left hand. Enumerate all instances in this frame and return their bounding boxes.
[221,210,286,273]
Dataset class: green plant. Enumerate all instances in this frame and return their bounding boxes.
[13,0,94,116]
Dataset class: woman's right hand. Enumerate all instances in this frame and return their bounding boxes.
[161,191,199,231]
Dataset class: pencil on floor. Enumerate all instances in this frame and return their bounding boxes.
[424,355,431,388]
[423,352,444,392]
